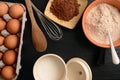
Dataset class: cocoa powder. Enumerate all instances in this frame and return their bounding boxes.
[50,0,80,21]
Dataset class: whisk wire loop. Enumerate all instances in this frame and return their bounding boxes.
[31,1,63,40]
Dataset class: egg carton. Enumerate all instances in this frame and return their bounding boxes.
[0,1,27,80]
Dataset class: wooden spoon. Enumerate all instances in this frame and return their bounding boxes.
[25,0,47,52]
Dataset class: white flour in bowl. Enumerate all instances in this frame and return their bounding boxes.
[86,3,120,44]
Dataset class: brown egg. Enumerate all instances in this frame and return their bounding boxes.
[0,19,6,31]
[9,4,24,18]
[0,2,9,16]
[3,50,17,65]
[0,52,3,60]
[4,35,19,49]
[0,35,4,46]
[1,66,16,80]
[7,19,21,34]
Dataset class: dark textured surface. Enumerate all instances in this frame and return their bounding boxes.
[3,0,120,80]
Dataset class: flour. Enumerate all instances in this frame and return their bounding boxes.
[86,3,120,44]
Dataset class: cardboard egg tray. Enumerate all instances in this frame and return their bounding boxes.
[0,1,27,80]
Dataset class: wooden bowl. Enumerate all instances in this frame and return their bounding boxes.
[82,0,120,48]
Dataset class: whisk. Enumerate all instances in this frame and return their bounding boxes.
[31,1,63,41]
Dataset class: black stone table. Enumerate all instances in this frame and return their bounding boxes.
[4,0,120,80]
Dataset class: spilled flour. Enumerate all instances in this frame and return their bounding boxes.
[86,3,120,44]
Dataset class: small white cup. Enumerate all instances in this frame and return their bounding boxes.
[33,54,67,80]
[66,58,92,80]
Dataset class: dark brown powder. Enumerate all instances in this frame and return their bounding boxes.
[50,0,80,21]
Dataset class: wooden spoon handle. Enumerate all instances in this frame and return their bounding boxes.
[25,0,47,52]
[25,0,36,24]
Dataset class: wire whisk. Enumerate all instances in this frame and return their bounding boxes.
[31,1,63,41]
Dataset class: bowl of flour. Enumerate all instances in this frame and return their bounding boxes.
[82,0,120,48]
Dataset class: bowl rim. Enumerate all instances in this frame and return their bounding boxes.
[82,0,120,48]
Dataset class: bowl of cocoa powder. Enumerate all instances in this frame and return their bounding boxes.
[82,0,120,48]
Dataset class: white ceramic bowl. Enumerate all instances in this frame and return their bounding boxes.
[67,58,92,80]
[33,54,66,80]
